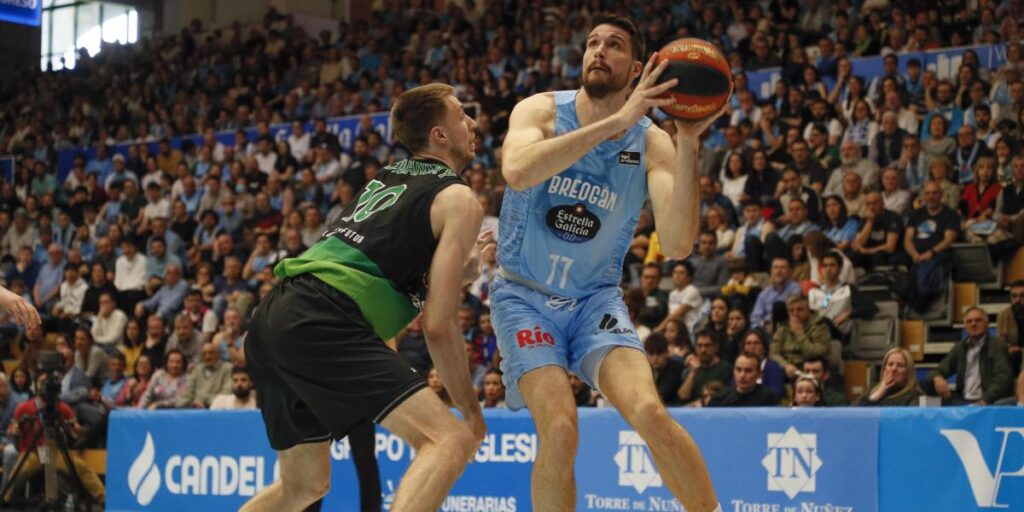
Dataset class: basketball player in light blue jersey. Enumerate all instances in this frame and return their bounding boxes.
[492,13,725,512]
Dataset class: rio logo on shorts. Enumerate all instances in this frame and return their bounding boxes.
[516,326,554,349]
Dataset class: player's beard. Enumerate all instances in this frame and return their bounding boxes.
[582,67,630,99]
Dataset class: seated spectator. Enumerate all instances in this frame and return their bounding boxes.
[1,212,37,261]
[805,231,857,286]
[138,313,170,367]
[926,307,1013,404]
[807,252,854,335]
[657,261,703,335]
[962,156,1020,261]
[707,352,780,407]
[720,154,748,210]
[91,292,127,351]
[850,191,904,270]
[793,376,824,407]
[924,157,962,211]
[113,237,147,313]
[904,180,961,311]
[895,135,929,194]
[166,314,203,366]
[176,342,232,408]
[677,330,732,405]
[8,368,31,404]
[801,356,849,406]
[995,156,1024,240]
[479,369,506,409]
[213,256,254,318]
[699,176,738,227]
[81,263,116,321]
[996,280,1024,377]
[426,366,452,407]
[729,199,776,272]
[787,140,828,192]
[33,243,65,315]
[871,111,907,168]
[741,330,785,398]
[58,346,90,406]
[181,289,218,342]
[75,353,129,448]
[689,231,729,298]
[644,333,683,406]
[774,198,821,246]
[705,207,735,253]
[212,307,246,367]
[51,264,88,331]
[210,366,258,410]
[143,238,182,290]
[824,140,880,197]
[820,195,859,251]
[880,168,911,216]
[858,348,924,406]
[720,261,756,313]
[138,349,188,409]
[634,263,668,330]
[839,171,867,217]
[0,374,22,488]
[117,354,153,408]
[73,328,108,383]
[135,263,188,321]
[750,258,802,330]
[5,247,38,295]
[776,168,821,225]
[952,125,994,184]
[771,295,833,380]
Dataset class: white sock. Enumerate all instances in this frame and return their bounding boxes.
[712,505,723,512]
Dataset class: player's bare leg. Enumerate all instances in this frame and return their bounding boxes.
[599,347,719,512]
[519,365,579,511]
[380,388,477,512]
[240,441,331,512]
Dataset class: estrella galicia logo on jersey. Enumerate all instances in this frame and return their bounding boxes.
[516,326,555,349]
[597,314,635,336]
[546,204,601,243]
[618,151,640,166]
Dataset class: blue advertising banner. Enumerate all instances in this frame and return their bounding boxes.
[52,111,391,177]
[109,408,882,512]
[0,156,13,183]
[879,407,1024,512]
[0,0,41,27]
[747,43,1009,100]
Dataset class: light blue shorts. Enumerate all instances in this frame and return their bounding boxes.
[490,276,643,410]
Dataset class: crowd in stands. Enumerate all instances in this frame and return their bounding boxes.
[0,4,1021,492]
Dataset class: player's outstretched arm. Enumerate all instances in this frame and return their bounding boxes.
[423,184,486,440]
[647,105,728,258]
[502,55,676,191]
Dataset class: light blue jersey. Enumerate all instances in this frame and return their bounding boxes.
[498,90,651,298]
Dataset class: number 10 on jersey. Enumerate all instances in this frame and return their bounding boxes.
[546,254,574,289]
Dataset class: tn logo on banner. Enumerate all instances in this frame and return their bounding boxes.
[614,431,662,493]
[942,427,1024,509]
[762,426,823,499]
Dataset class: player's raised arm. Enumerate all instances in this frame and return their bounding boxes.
[423,184,486,439]
[502,55,676,191]
[647,105,728,259]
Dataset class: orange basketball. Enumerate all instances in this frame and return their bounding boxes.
[654,38,733,120]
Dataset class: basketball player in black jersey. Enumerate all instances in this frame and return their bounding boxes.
[241,83,487,512]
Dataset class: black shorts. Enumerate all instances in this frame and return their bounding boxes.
[245,274,426,451]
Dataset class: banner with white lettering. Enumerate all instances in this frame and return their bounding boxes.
[0,0,41,27]
[879,407,1024,511]
[109,407,884,511]
[575,408,878,512]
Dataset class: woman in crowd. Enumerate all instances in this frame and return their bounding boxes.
[663,317,693,361]
[793,375,824,407]
[9,367,32,402]
[119,318,145,375]
[858,348,923,406]
[138,349,187,409]
[721,154,749,210]
[705,206,735,254]
[820,196,860,252]
[119,354,155,408]
[480,369,506,409]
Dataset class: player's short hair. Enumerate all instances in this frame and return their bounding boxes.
[391,83,456,153]
[589,13,645,61]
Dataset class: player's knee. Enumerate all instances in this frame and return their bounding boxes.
[285,471,330,502]
[625,397,668,429]
[537,413,578,451]
[439,424,477,464]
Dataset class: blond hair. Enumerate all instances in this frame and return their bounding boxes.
[869,347,918,399]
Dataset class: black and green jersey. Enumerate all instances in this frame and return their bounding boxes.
[274,158,465,339]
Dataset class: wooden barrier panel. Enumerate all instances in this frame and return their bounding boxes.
[844,360,870,403]
[900,320,925,362]
[953,282,978,323]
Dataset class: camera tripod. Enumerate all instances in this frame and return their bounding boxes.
[0,402,94,511]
